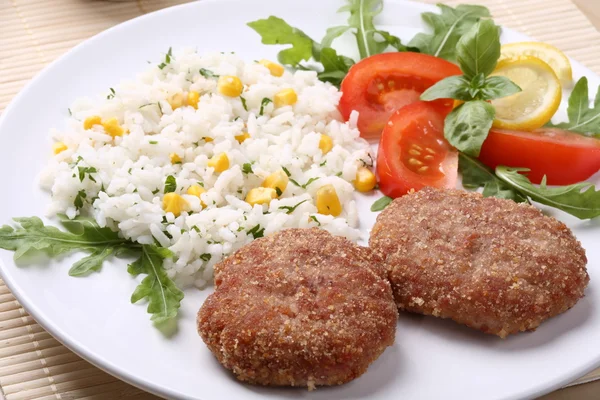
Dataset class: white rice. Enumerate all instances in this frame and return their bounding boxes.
[39,49,373,288]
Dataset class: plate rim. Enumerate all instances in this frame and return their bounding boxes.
[0,1,599,399]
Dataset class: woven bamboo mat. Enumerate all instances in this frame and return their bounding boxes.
[1,0,600,399]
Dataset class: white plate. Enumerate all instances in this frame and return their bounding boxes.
[1,1,599,399]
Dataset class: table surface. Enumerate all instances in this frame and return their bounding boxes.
[1,1,599,399]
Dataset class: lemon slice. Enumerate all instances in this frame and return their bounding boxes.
[500,42,572,87]
[491,56,562,131]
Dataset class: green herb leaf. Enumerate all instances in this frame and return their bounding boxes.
[247,16,317,66]
[409,4,491,61]
[480,76,521,100]
[242,163,253,174]
[164,175,177,194]
[77,165,97,183]
[281,166,291,177]
[420,76,471,101]
[458,153,528,202]
[456,19,501,79]
[309,215,321,226]
[128,245,183,324]
[371,196,393,212]
[275,187,283,196]
[548,77,600,137]
[444,101,495,157]
[321,26,352,48]
[341,0,385,59]
[375,30,418,52]
[317,47,355,87]
[495,167,600,219]
[106,88,116,100]
[240,96,248,111]
[199,68,219,79]
[259,98,273,116]
[69,247,115,277]
[74,190,87,210]
[158,47,173,70]
[247,224,265,239]
[0,216,133,264]
[200,253,212,262]
[279,199,308,214]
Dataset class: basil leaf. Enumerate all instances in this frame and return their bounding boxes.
[128,245,183,324]
[247,16,317,66]
[420,76,471,101]
[549,77,600,137]
[409,4,491,61]
[458,153,528,202]
[456,19,501,79]
[444,101,495,157]
[371,196,393,211]
[480,76,521,100]
[496,167,600,219]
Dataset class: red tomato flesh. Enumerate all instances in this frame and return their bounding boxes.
[479,128,600,185]
[377,101,458,198]
[339,52,461,139]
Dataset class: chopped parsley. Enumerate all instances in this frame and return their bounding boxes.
[242,163,253,174]
[74,190,87,210]
[247,224,265,239]
[309,215,321,226]
[240,96,248,111]
[106,88,116,100]
[77,165,97,183]
[164,175,177,194]
[149,140,158,145]
[290,176,319,189]
[200,253,212,262]
[199,68,219,79]
[259,98,272,116]
[275,187,283,196]
[279,199,308,214]
[158,47,173,70]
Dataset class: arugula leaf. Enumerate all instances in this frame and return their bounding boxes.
[0,215,133,264]
[496,167,600,219]
[164,175,177,194]
[548,77,600,137]
[321,26,352,48]
[458,153,528,202]
[409,4,491,61]
[317,48,355,87]
[444,101,495,157]
[340,0,385,59]
[128,245,183,324]
[456,19,500,79]
[69,247,115,277]
[199,68,219,79]
[279,199,309,214]
[371,196,393,211]
[259,98,272,116]
[247,16,318,66]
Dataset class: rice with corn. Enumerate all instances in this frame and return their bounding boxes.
[39,50,374,288]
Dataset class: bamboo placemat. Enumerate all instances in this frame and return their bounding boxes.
[1,0,600,399]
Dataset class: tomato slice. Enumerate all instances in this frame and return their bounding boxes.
[479,128,600,185]
[377,101,458,198]
[339,52,461,139]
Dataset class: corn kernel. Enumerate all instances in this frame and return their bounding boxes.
[83,116,102,130]
[102,118,125,138]
[168,93,185,110]
[353,167,377,192]
[319,134,333,154]
[187,91,200,109]
[162,193,190,217]
[274,88,298,107]
[259,59,285,77]
[170,153,182,164]
[315,184,342,217]
[208,153,229,172]
[52,142,68,155]
[262,169,289,196]
[187,184,206,208]
[203,137,214,143]
[245,187,277,206]
[235,132,250,144]
[218,76,243,97]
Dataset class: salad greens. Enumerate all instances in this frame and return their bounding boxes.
[408,4,491,61]
[0,216,182,326]
[421,20,521,157]
[0,216,182,325]
[548,77,600,138]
